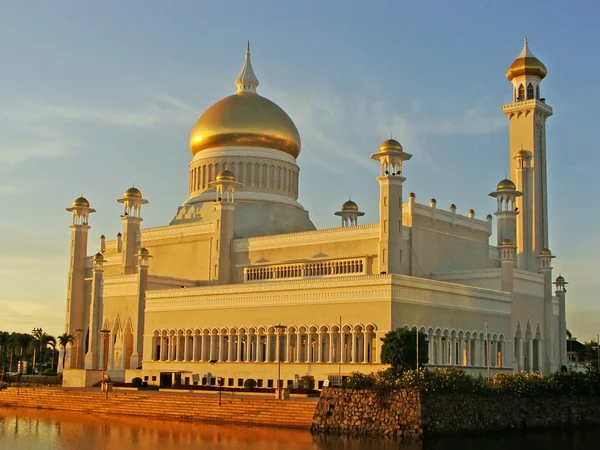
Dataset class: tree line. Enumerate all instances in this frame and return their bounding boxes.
[0,330,75,379]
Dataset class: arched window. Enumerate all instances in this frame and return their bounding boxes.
[536,85,540,99]
[527,83,534,100]
[518,84,524,101]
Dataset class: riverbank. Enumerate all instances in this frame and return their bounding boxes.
[0,387,317,429]
[312,387,600,438]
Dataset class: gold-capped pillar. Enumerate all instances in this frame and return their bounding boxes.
[117,187,148,275]
[85,253,104,370]
[371,139,412,275]
[130,248,152,369]
[489,179,522,251]
[209,170,242,283]
[503,39,552,271]
[554,275,568,367]
[64,196,96,370]
[538,248,555,374]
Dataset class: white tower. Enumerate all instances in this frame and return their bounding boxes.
[117,187,148,275]
[64,196,95,370]
[371,138,411,275]
[85,252,104,370]
[503,39,552,271]
[489,179,522,249]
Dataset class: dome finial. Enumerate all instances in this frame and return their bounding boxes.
[235,41,259,94]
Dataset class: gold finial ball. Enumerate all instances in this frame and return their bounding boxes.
[341,200,358,212]
[496,179,516,191]
[72,196,90,208]
[379,138,403,152]
[216,170,237,182]
[139,247,149,255]
[124,187,142,199]
[501,238,513,245]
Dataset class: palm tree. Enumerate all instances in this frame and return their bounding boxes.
[58,333,75,370]
[16,333,33,375]
[7,332,20,374]
[46,336,57,370]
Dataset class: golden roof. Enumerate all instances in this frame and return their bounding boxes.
[379,138,403,152]
[506,39,547,82]
[72,196,90,208]
[124,187,142,199]
[139,247,149,255]
[341,200,358,211]
[216,170,237,182]
[501,238,513,245]
[189,45,301,159]
[496,179,516,191]
[540,248,552,255]
[555,275,565,283]
[93,252,104,260]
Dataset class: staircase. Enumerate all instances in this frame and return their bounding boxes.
[0,388,317,429]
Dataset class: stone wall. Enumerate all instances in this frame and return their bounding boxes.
[312,388,600,438]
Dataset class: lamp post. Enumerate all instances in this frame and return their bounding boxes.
[274,324,287,399]
[75,328,83,370]
[99,329,110,399]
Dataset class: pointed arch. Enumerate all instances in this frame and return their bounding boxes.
[527,83,534,100]
[518,84,525,101]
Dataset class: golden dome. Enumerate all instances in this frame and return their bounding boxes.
[72,196,90,208]
[501,238,513,245]
[139,248,149,255]
[506,39,547,82]
[341,200,359,211]
[93,252,104,260]
[379,138,403,152]
[496,179,516,191]
[190,93,301,159]
[216,170,237,182]
[555,275,565,283]
[124,187,142,199]
[540,248,552,255]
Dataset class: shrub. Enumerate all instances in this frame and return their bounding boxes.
[380,328,428,373]
[0,382,7,390]
[243,379,257,389]
[42,368,57,376]
[131,377,143,388]
[5,375,62,385]
[299,375,315,390]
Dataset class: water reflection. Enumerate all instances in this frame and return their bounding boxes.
[1,407,599,450]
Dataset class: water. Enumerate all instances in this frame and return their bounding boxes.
[0,406,599,450]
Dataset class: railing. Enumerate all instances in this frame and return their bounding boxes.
[244,257,367,282]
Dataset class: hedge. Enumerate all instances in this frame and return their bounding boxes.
[343,367,600,397]
[4,375,62,385]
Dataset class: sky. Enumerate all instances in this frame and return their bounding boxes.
[0,1,598,341]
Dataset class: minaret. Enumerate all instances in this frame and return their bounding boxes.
[554,275,568,367]
[85,253,104,370]
[209,170,241,283]
[538,247,555,373]
[503,39,552,271]
[335,199,365,227]
[130,248,151,369]
[489,179,522,249]
[117,187,148,275]
[371,138,412,275]
[513,149,534,269]
[64,196,95,370]
[499,238,516,293]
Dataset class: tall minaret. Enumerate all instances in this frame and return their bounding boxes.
[85,252,104,370]
[64,196,95,370]
[209,170,241,283]
[503,39,552,271]
[117,187,148,275]
[371,138,412,275]
[489,179,522,249]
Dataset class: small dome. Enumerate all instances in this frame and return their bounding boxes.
[556,275,565,283]
[506,39,547,82]
[496,179,516,191]
[124,187,142,199]
[540,248,552,255]
[216,170,237,182]
[449,203,456,210]
[139,248,149,255]
[72,196,90,208]
[486,214,493,219]
[469,209,475,214]
[93,252,104,260]
[501,238,513,245]
[430,198,437,203]
[379,138,403,152]
[341,200,358,211]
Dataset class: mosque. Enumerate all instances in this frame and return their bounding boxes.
[61,40,568,389]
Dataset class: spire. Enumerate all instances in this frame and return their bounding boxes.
[235,41,259,94]
[518,37,535,58]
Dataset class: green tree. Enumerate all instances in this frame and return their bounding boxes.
[0,331,8,380]
[380,327,428,373]
[46,336,57,370]
[58,333,75,370]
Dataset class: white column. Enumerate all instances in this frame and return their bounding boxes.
[246,335,253,362]
[256,334,262,362]
[350,332,357,363]
[438,337,443,365]
[237,334,243,362]
[317,333,323,363]
[218,334,224,362]
[266,333,272,363]
[191,335,198,361]
[458,338,464,366]
[473,339,479,366]
[363,332,369,363]
[536,339,542,372]
[167,336,173,361]
[284,333,291,363]
[275,333,280,363]
[184,335,189,361]
[228,334,235,362]
[210,334,216,361]
[108,335,115,370]
[328,332,335,363]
